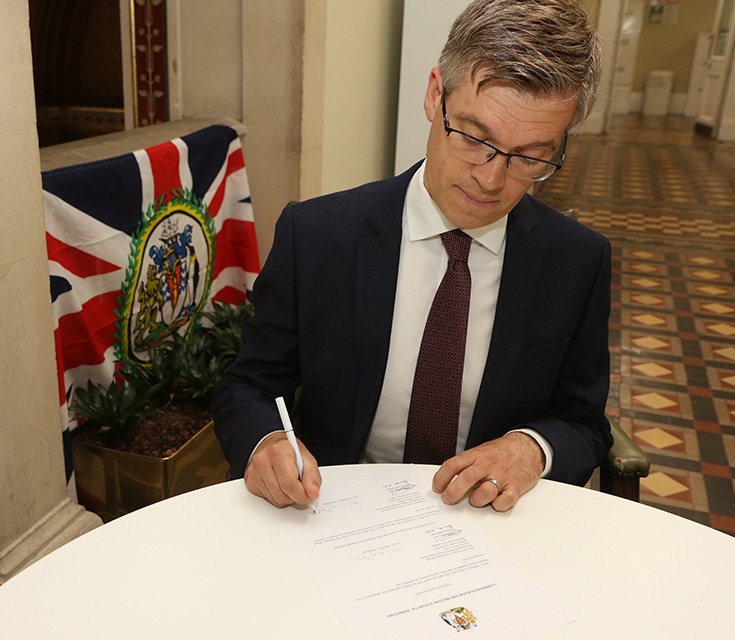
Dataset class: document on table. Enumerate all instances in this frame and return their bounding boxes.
[263,464,574,639]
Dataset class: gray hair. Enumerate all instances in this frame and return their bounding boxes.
[438,0,601,128]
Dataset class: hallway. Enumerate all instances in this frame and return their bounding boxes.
[535,115,735,536]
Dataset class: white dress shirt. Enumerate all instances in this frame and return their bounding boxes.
[361,163,553,474]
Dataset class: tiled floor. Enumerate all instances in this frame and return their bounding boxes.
[535,114,735,536]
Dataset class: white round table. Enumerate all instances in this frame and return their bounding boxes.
[1,465,733,639]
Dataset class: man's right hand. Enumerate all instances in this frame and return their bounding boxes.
[244,432,322,508]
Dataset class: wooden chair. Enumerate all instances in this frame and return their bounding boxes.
[600,416,650,501]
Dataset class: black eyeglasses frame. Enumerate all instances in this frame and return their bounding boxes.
[441,93,566,181]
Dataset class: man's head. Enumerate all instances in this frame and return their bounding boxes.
[422,0,601,229]
[438,0,601,129]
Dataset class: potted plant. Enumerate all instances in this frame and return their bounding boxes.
[70,301,252,521]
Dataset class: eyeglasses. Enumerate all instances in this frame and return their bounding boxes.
[441,94,566,182]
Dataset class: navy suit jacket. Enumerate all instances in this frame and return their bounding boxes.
[213,162,613,484]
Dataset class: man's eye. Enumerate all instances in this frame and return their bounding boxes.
[460,134,484,148]
[515,155,541,167]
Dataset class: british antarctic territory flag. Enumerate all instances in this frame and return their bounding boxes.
[42,125,260,486]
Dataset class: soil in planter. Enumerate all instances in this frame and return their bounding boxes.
[71,400,212,458]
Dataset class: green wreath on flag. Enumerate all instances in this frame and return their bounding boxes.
[115,188,216,363]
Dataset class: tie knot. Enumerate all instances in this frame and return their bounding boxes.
[441,229,472,263]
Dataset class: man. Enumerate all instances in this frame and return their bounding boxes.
[213,0,612,512]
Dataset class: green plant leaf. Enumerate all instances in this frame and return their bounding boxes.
[72,378,157,442]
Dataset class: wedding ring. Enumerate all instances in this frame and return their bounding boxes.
[482,477,502,493]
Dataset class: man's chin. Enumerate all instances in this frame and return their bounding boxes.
[448,200,509,229]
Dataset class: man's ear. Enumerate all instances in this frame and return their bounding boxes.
[424,67,443,122]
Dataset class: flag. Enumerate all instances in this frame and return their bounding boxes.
[42,125,260,495]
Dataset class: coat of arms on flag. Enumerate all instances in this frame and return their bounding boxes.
[42,124,260,494]
[117,188,217,362]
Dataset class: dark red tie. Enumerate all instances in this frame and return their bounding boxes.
[403,229,472,464]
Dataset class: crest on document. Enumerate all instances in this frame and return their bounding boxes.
[440,606,477,632]
[115,188,216,362]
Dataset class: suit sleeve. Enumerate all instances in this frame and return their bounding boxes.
[524,236,613,485]
[211,204,302,478]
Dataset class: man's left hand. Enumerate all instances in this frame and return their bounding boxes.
[432,432,545,512]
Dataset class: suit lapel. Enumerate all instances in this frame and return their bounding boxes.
[466,197,547,448]
[350,165,419,458]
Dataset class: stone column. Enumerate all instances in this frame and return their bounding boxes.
[0,0,102,585]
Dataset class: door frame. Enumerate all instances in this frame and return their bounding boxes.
[696,0,735,139]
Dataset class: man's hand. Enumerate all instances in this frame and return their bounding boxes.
[432,432,545,512]
[244,432,321,508]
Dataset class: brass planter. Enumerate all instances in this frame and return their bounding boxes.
[72,420,228,521]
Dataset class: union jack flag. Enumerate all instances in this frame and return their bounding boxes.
[42,125,260,494]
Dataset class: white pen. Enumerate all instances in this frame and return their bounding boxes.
[275,396,317,513]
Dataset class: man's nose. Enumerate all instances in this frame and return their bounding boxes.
[470,153,508,191]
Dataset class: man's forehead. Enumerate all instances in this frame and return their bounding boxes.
[463,66,574,105]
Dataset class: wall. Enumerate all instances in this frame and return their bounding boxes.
[718,30,735,139]
[0,0,60,548]
[316,0,404,196]
[168,0,244,122]
[634,0,719,94]
[0,0,101,584]
[578,0,621,133]
[579,0,599,18]
[394,0,474,175]
[241,0,305,261]
[167,0,404,258]
[172,1,403,258]
[164,0,296,262]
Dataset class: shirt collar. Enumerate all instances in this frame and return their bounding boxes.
[405,162,508,255]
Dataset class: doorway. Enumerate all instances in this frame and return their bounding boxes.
[29,0,125,147]
[604,0,720,133]
[697,0,735,138]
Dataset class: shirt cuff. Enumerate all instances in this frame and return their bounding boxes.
[508,428,553,478]
[246,431,282,469]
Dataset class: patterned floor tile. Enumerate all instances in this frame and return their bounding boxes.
[724,435,735,468]
[686,282,735,299]
[702,343,735,364]
[621,330,683,356]
[636,427,684,450]
[684,268,733,284]
[698,319,735,338]
[694,300,735,316]
[624,291,672,309]
[623,261,668,276]
[623,275,671,292]
[640,467,709,511]
[713,399,735,428]
[626,358,684,383]
[536,114,735,536]
[710,514,735,535]
[620,384,694,419]
[642,471,690,498]
[623,309,678,331]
